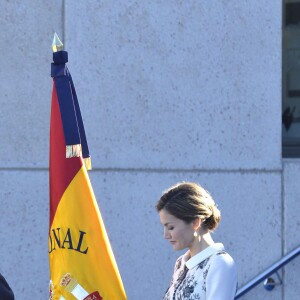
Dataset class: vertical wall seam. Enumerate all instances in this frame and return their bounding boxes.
[281,162,285,300]
[62,0,66,48]
[281,2,285,299]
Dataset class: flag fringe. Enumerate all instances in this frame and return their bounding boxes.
[66,145,92,170]
[84,157,92,171]
[66,144,81,158]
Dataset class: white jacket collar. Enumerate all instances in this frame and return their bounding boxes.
[185,243,224,270]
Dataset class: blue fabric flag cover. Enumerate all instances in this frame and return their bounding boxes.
[51,50,91,170]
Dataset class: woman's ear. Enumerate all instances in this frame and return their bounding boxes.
[192,216,202,230]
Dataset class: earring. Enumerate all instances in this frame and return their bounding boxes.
[194,231,197,237]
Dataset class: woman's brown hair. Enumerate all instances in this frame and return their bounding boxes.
[156,182,221,231]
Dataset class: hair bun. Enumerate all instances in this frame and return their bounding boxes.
[204,204,221,231]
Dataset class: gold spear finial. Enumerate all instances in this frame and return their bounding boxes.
[52,32,63,52]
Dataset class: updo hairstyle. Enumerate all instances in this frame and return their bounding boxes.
[156,182,221,231]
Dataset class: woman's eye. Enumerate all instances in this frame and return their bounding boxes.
[168,227,174,230]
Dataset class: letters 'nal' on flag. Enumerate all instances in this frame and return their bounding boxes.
[48,37,127,300]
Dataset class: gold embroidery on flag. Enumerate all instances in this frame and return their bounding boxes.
[49,280,54,300]
[60,273,88,299]
[60,273,102,300]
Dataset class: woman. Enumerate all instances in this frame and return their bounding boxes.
[156,182,237,300]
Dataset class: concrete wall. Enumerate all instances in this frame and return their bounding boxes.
[1,1,297,300]
[0,1,63,299]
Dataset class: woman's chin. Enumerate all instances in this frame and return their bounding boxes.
[172,244,183,251]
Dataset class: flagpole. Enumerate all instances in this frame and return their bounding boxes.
[52,32,63,53]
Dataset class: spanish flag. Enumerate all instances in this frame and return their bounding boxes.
[48,34,127,300]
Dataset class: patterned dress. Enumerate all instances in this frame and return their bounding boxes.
[163,243,237,300]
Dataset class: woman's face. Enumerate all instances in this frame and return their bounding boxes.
[159,209,195,251]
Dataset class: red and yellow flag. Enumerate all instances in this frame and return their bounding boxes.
[48,35,127,300]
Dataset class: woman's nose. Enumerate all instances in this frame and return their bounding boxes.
[164,229,171,239]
